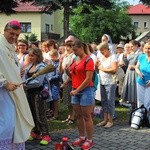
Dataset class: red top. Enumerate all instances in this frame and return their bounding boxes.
[70,55,94,89]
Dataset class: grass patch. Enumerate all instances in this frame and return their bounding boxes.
[48,102,76,132]
[115,105,130,125]
[48,100,130,132]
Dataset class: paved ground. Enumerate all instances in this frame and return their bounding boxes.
[26,122,150,150]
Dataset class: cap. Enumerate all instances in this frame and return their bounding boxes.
[117,44,124,49]
[8,20,21,29]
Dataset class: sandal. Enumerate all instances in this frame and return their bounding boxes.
[96,121,107,127]
[104,122,113,128]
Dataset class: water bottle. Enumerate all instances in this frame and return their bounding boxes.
[62,137,68,150]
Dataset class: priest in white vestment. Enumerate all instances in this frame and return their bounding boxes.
[0,20,34,150]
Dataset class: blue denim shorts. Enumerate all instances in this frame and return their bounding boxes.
[71,87,95,106]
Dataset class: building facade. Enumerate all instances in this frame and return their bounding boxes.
[0,2,63,41]
[128,4,150,36]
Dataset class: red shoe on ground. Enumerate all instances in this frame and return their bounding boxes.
[28,132,42,141]
[81,140,94,150]
[40,135,51,145]
[72,137,86,147]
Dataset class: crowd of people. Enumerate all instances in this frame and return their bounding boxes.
[1,19,150,150]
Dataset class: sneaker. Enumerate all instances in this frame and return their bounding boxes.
[81,140,94,150]
[40,135,51,145]
[72,137,86,147]
[120,102,131,108]
[28,132,42,141]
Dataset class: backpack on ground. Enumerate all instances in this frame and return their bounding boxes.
[129,105,148,129]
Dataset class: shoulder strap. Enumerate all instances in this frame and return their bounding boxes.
[70,56,78,67]
[84,56,92,70]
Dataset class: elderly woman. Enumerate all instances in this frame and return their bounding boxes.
[101,34,115,54]
[121,40,142,110]
[135,42,150,110]
[96,42,118,128]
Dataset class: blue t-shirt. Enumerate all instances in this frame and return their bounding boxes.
[137,54,150,85]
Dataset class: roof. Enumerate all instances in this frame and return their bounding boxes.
[14,2,43,12]
[135,31,150,41]
[128,4,150,15]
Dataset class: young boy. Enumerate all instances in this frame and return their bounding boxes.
[47,49,61,119]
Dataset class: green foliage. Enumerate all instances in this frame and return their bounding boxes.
[70,3,135,43]
[0,0,17,15]
[24,33,38,42]
[20,0,114,13]
[1,0,114,38]
[140,0,150,5]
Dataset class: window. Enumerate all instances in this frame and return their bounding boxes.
[144,22,148,28]
[20,22,31,33]
[45,24,50,33]
[133,22,139,28]
[51,24,53,31]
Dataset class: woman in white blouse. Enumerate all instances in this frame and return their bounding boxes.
[96,42,118,128]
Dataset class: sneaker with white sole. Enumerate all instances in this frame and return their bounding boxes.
[81,140,94,150]
[72,137,86,147]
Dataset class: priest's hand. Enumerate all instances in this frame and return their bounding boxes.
[4,82,20,91]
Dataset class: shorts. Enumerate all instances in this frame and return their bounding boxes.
[71,87,95,106]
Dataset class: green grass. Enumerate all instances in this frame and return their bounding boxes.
[48,102,76,132]
[48,100,130,132]
[115,106,130,125]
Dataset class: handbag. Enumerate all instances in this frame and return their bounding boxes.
[116,67,125,81]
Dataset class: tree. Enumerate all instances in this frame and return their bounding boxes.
[1,0,114,38]
[70,2,135,43]
[140,0,150,5]
[0,0,18,15]
[24,33,38,42]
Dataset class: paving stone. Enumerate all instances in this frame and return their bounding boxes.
[26,124,150,150]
